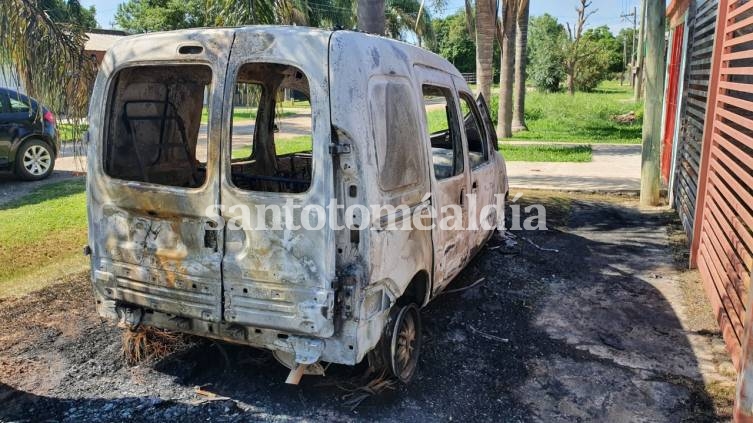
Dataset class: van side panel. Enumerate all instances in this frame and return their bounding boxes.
[329,33,433,361]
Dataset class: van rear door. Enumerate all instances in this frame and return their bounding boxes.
[88,30,234,324]
[219,28,337,337]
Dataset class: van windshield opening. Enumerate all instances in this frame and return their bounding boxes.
[103,65,211,188]
[229,63,313,194]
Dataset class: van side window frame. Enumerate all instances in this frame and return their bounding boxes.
[421,84,465,181]
[457,91,491,170]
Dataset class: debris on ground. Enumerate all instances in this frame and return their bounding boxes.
[612,111,638,124]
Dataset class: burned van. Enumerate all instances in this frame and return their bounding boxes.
[87,26,508,383]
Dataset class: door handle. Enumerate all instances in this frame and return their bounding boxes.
[471,180,478,193]
[459,188,465,206]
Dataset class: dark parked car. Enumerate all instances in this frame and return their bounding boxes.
[0,88,59,180]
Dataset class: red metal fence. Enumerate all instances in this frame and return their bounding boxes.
[691,0,753,371]
[674,0,719,245]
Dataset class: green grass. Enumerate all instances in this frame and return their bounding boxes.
[499,144,592,162]
[498,80,643,144]
[59,123,88,143]
[426,81,640,146]
[0,179,88,296]
[232,135,312,159]
[201,107,298,123]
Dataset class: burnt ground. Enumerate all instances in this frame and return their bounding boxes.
[0,192,737,422]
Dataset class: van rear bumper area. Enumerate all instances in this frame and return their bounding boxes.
[93,288,359,367]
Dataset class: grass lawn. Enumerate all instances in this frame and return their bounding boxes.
[59,123,89,143]
[232,135,312,158]
[201,106,298,123]
[497,80,643,144]
[499,144,592,162]
[0,179,88,297]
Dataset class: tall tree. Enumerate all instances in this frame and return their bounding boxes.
[528,13,568,92]
[115,0,207,32]
[358,0,385,34]
[511,0,529,132]
[431,10,476,72]
[496,0,517,138]
[564,0,596,95]
[475,0,495,103]
[42,0,98,29]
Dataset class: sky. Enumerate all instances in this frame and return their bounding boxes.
[81,0,642,33]
[438,0,642,33]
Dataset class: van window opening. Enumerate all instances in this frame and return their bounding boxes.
[230,63,313,193]
[103,65,211,188]
[459,93,490,169]
[422,85,464,180]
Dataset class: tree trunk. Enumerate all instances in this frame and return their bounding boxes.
[497,0,517,138]
[567,70,575,95]
[357,0,385,35]
[639,0,666,206]
[475,0,495,103]
[512,0,529,132]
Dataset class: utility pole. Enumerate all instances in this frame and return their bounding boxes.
[621,7,638,86]
[634,0,647,101]
[640,0,666,207]
[621,35,627,85]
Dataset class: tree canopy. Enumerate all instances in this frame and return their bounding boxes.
[42,0,98,29]
[527,14,627,93]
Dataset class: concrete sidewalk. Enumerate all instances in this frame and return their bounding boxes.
[506,144,641,192]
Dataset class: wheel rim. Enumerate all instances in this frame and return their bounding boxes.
[390,305,421,382]
[23,145,52,176]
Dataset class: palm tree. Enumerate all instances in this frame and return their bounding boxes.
[511,0,529,132]
[358,0,386,33]
[496,0,516,138]
[475,0,495,103]
[385,0,435,47]
[0,0,95,121]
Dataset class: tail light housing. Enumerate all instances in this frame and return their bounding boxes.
[43,110,56,125]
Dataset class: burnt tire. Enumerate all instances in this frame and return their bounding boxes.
[368,303,422,383]
[15,139,55,180]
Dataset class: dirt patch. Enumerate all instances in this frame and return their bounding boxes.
[0,192,735,422]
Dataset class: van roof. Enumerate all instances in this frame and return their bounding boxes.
[107,25,461,79]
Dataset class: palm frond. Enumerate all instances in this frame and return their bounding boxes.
[0,0,95,118]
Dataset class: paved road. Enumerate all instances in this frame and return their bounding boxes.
[506,144,641,192]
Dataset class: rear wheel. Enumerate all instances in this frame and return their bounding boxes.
[15,139,55,180]
[368,303,422,383]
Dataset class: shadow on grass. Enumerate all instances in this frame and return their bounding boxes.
[0,176,85,210]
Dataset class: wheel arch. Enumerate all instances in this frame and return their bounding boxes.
[398,270,431,307]
[11,133,56,160]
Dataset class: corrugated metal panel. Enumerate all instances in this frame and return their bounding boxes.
[674,0,719,242]
[697,0,753,370]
